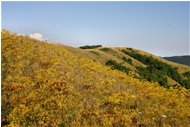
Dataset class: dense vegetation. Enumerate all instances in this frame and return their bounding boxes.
[122,57,133,65]
[105,60,130,74]
[183,71,190,79]
[163,55,190,66]
[122,49,190,89]
[79,45,102,49]
[137,67,168,88]
[2,30,190,127]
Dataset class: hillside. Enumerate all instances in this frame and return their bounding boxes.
[65,45,190,88]
[2,30,190,127]
[163,55,190,66]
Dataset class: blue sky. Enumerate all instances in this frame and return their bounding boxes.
[2,2,189,56]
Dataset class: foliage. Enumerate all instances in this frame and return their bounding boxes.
[105,60,130,74]
[2,30,190,127]
[137,67,169,88]
[126,47,133,51]
[180,72,190,89]
[183,71,190,79]
[122,49,190,89]
[180,79,190,89]
[122,57,133,65]
[79,45,102,49]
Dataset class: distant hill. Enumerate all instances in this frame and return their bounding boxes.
[163,55,190,66]
[2,30,190,127]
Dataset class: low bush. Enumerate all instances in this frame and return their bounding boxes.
[79,45,102,49]
[106,60,130,74]
[122,57,133,65]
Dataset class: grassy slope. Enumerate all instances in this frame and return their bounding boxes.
[66,45,190,74]
[117,47,190,73]
[66,45,190,86]
[2,30,190,127]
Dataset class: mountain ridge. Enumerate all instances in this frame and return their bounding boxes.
[163,55,190,66]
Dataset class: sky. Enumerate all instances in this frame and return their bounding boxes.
[2,1,190,56]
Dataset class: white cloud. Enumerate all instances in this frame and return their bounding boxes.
[29,33,45,41]
[18,33,25,36]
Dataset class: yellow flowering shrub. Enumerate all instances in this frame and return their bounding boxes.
[2,30,190,127]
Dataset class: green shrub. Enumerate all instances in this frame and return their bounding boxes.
[122,49,189,88]
[180,79,190,89]
[79,45,102,49]
[106,60,130,74]
[183,72,190,79]
[122,57,132,65]
[137,67,169,88]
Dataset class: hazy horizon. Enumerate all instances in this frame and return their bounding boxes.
[2,1,190,57]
